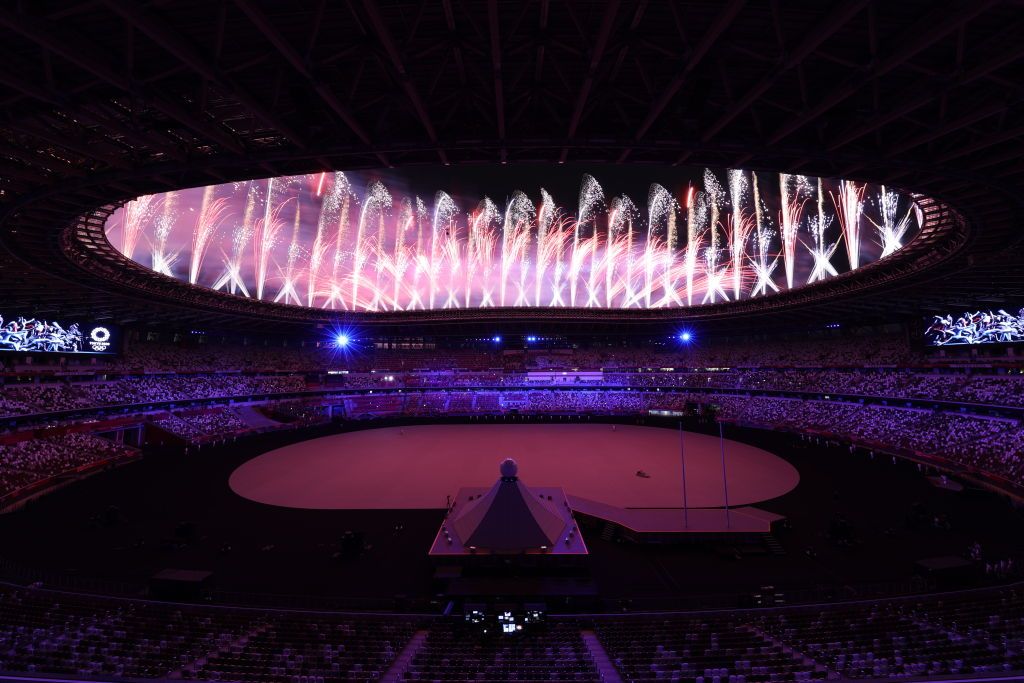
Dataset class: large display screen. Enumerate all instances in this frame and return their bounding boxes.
[925,309,1024,346]
[0,314,120,354]
[104,166,920,312]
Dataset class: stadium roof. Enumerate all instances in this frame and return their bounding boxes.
[0,0,1022,334]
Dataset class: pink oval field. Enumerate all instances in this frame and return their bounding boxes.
[229,423,799,510]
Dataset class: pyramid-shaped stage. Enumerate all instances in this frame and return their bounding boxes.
[430,459,587,556]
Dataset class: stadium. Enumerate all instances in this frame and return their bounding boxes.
[0,1,1023,682]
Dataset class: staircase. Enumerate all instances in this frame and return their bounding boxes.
[381,629,429,683]
[600,521,618,542]
[581,629,623,683]
[762,533,786,555]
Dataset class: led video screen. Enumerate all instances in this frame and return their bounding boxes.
[925,309,1024,346]
[0,314,120,355]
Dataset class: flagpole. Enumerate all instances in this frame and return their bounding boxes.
[719,420,731,529]
[679,421,689,529]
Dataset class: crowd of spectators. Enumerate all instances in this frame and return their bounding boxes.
[152,409,249,442]
[0,433,136,500]
[0,584,418,680]
[595,584,1024,681]
[5,368,1024,422]
[1,335,1023,497]
[0,375,306,418]
[1,581,1023,682]
[710,396,1024,486]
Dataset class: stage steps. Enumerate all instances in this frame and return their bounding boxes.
[581,629,624,683]
[381,629,429,683]
[600,521,618,542]
[763,533,787,555]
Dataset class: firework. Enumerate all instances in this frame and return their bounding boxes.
[779,173,812,290]
[831,179,866,270]
[108,170,918,312]
[805,176,840,284]
[871,185,914,258]
[118,194,159,261]
[727,169,755,300]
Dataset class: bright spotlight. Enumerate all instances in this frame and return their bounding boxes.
[493,335,502,343]
[679,331,692,343]
[336,334,350,347]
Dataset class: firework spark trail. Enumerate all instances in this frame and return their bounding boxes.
[685,188,707,306]
[211,181,258,296]
[151,191,179,277]
[871,185,915,258]
[701,243,729,304]
[534,189,556,306]
[571,175,604,306]
[113,171,916,312]
[119,194,159,261]
[365,185,395,311]
[646,184,675,308]
[253,178,275,300]
[498,191,534,306]
[750,172,778,297]
[831,179,866,270]
[576,174,604,247]
[274,197,305,305]
[805,176,839,284]
[779,173,811,290]
[727,169,754,300]
[441,224,464,308]
[253,198,292,301]
[600,232,631,307]
[700,170,729,304]
[476,210,499,308]
[542,217,572,307]
[389,197,415,310]
[648,184,678,306]
[350,181,390,310]
[189,189,231,285]
[403,197,428,310]
[309,175,343,307]
[324,174,354,310]
[468,198,499,308]
[429,191,456,309]
[607,195,636,307]
[567,234,590,307]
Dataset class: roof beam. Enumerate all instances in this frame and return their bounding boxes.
[0,6,245,155]
[232,0,391,166]
[934,122,1024,163]
[0,53,187,164]
[559,0,619,163]
[487,0,506,162]
[826,34,1024,151]
[765,0,1001,145]
[888,99,1017,156]
[358,0,447,164]
[619,0,745,163]
[101,0,307,149]
[698,0,869,147]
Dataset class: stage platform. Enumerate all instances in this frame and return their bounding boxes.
[567,495,783,537]
[429,485,587,557]
[230,423,800,512]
